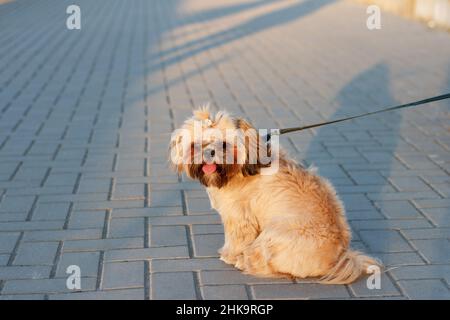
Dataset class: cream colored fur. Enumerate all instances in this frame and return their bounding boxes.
[171,108,381,284]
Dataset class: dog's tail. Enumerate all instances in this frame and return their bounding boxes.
[318,250,381,285]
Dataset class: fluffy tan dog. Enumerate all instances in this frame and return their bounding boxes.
[170,107,380,284]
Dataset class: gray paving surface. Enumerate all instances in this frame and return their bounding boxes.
[0,0,449,300]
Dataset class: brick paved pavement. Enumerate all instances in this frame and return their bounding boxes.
[0,0,449,299]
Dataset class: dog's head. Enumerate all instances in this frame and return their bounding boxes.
[169,106,271,188]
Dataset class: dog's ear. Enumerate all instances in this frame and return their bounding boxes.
[241,139,271,176]
[234,117,271,176]
[234,117,253,131]
[241,163,261,176]
[168,129,188,173]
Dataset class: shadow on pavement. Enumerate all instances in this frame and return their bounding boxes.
[304,63,402,255]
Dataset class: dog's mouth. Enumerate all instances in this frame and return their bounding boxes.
[202,163,217,174]
[189,162,237,188]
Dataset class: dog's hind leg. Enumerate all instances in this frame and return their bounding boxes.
[234,244,275,277]
[234,232,291,278]
[219,211,260,265]
[235,225,343,279]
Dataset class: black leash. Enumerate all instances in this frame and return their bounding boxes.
[267,93,450,140]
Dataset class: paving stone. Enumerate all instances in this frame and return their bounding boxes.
[109,218,145,238]
[200,270,292,285]
[420,207,450,227]
[6,186,74,196]
[368,191,441,201]
[397,155,441,170]
[349,273,401,297]
[398,280,450,299]
[69,210,107,229]
[111,206,183,218]
[45,173,79,187]
[360,151,395,163]
[116,158,144,172]
[0,254,9,266]
[340,194,375,211]
[63,238,143,252]
[49,288,145,300]
[346,209,384,221]
[402,227,450,240]
[251,283,350,299]
[336,184,395,194]
[314,164,348,178]
[201,285,248,300]
[151,272,197,299]
[186,197,214,214]
[56,252,101,277]
[74,200,145,211]
[390,265,450,284]
[13,167,48,183]
[327,147,360,159]
[191,224,224,235]
[0,221,65,231]
[23,229,102,242]
[374,252,425,267]
[350,219,432,230]
[104,246,189,262]
[0,233,19,254]
[150,225,187,246]
[410,239,450,263]
[2,278,97,294]
[359,230,413,253]
[113,184,145,200]
[0,294,46,300]
[149,190,182,207]
[40,193,108,203]
[77,178,111,194]
[13,242,59,266]
[347,171,387,185]
[413,199,450,209]
[0,195,35,213]
[0,266,52,280]
[152,258,233,273]
[184,190,209,199]
[193,234,224,257]
[388,176,431,192]
[374,201,422,219]
[0,213,28,222]
[430,183,450,197]
[149,214,221,226]
[32,202,71,220]
[102,261,145,289]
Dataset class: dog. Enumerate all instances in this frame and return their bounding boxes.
[169,107,380,284]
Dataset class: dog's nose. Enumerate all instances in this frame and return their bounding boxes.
[203,148,215,162]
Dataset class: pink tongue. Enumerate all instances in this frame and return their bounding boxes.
[202,164,217,174]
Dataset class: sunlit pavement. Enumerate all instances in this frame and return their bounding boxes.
[0,0,449,299]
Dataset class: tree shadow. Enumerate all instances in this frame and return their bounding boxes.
[149,0,335,75]
[179,0,276,26]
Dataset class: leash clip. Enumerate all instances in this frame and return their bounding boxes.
[265,128,280,143]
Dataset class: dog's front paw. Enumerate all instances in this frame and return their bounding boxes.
[219,247,238,265]
[220,253,237,265]
[234,254,245,270]
[220,254,236,264]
